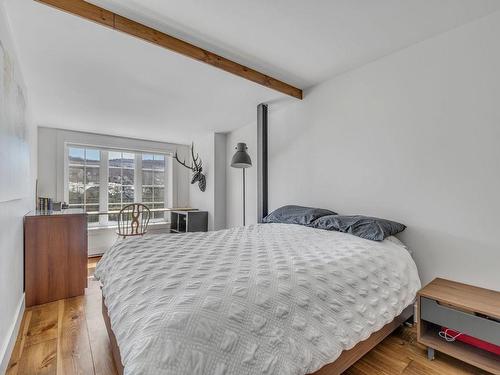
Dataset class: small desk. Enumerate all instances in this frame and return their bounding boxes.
[24,209,88,307]
[170,210,208,233]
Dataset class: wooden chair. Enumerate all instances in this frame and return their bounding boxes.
[117,203,151,238]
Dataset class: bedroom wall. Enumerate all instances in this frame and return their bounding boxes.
[213,133,227,230]
[0,3,36,372]
[226,11,500,290]
[188,131,227,231]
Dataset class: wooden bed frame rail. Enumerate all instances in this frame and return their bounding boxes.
[102,296,414,375]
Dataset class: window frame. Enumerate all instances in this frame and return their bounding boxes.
[66,146,102,224]
[64,143,171,227]
[141,153,167,221]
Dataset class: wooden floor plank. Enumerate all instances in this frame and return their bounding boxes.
[402,360,445,375]
[6,310,32,375]
[347,358,394,375]
[358,347,409,373]
[56,300,63,374]
[7,257,492,375]
[59,297,95,375]
[84,278,117,375]
[25,303,59,347]
[16,339,57,375]
[343,366,371,375]
[379,330,490,375]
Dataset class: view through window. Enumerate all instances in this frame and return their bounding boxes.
[142,154,165,220]
[68,147,100,223]
[67,146,168,225]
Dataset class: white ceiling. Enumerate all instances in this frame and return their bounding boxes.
[4,0,500,143]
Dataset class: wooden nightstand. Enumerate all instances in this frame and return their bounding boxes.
[417,278,500,374]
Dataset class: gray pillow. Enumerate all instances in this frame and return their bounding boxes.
[263,205,337,226]
[311,215,406,241]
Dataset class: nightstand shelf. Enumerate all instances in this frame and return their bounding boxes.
[417,278,500,375]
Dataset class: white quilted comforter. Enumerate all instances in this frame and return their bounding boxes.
[95,223,420,375]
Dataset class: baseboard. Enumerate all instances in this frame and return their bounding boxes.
[0,294,25,375]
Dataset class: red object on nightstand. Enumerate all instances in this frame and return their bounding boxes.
[441,327,500,356]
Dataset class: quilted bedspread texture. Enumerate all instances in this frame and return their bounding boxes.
[95,223,420,375]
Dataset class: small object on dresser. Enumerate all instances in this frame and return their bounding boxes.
[417,278,500,374]
[37,196,53,211]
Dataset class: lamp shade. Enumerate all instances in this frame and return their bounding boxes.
[231,143,252,168]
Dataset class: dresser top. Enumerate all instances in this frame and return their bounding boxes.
[26,209,86,217]
[418,278,500,319]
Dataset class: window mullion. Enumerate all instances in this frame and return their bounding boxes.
[100,151,109,226]
[83,149,87,209]
[135,154,142,203]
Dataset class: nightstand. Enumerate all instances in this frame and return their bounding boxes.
[417,278,500,374]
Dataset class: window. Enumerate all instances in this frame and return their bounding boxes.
[66,146,169,226]
[68,147,100,223]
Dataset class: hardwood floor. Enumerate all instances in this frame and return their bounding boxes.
[7,257,489,375]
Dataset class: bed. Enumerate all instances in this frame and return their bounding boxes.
[95,223,420,375]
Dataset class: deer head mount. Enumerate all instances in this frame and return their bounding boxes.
[174,143,206,192]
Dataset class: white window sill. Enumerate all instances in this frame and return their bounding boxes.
[87,221,170,231]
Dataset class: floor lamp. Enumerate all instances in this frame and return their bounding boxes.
[231,143,252,226]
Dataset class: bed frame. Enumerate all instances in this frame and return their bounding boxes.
[102,296,413,375]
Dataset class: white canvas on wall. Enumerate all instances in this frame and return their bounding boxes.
[0,40,29,202]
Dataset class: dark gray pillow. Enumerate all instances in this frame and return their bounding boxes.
[263,205,337,226]
[311,215,406,241]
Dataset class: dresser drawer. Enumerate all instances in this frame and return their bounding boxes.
[420,297,500,346]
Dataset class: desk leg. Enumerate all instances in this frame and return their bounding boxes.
[427,347,435,360]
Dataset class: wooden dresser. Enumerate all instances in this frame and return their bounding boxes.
[24,209,88,307]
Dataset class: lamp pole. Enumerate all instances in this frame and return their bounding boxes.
[242,168,246,226]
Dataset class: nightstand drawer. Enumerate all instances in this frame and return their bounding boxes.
[421,297,500,346]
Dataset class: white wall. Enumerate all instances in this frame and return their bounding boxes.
[213,133,227,230]
[227,11,500,290]
[0,3,36,372]
[188,132,227,231]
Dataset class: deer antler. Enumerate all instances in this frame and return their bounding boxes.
[191,142,202,171]
[174,151,195,172]
[174,143,206,192]
[174,143,203,172]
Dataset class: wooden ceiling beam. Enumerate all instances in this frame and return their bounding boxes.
[35,0,303,99]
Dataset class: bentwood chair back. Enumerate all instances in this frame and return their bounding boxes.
[117,203,151,238]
